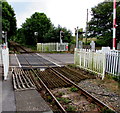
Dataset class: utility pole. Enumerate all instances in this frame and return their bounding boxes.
[113,0,116,50]
[85,9,88,45]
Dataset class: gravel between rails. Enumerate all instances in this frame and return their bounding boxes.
[78,79,120,113]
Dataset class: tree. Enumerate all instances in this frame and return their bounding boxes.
[88,1,120,47]
[44,25,73,43]
[2,1,17,39]
[21,12,52,45]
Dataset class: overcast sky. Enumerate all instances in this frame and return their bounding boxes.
[7,0,104,34]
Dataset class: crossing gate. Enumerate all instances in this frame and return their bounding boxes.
[37,43,68,52]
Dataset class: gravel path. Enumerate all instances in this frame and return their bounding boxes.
[78,79,120,113]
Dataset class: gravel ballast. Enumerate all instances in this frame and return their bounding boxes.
[78,79,120,113]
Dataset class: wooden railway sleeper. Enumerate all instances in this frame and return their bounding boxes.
[56,68,80,81]
[30,69,67,113]
[36,71,55,88]
[47,69,70,86]
[62,67,87,80]
[39,70,69,88]
[50,67,116,113]
[65,66,91,78]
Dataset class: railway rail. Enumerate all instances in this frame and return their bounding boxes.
[11,43,116,112]
[10,41,31,53]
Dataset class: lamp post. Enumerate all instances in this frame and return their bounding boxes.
[75,27,79,48]
[34,32,38,43]
[60,30,63,44]
[2,31,7,48]
[85,9,88,45]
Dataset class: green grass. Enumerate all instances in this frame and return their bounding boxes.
[57,97,71,104]
[101,107,115,113]
[106,74,120,83]
[66,105,76,111]
[67,64,77,68]
[58,92,65,96]
[22,44,37,51]
[46,96,52,102]
[70,87,78,92]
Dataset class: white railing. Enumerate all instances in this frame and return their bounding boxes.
[74,48,105,79]
[74,48,120,79]
[0,44,9,80]
[37,43,68,52]
[106,50,120,77]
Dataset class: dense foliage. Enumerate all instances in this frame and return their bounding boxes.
[44,25,73,43]
[20,12,52,45]
[2,1,17,39]
[88,1,120,47]
[17,12,73,45]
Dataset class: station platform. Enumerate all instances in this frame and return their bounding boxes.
[1,66,53,113]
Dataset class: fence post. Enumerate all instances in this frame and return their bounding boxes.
[118,52,120,75]
[102,53,106,80]
[79,49,81,67]
[74,48,77,64]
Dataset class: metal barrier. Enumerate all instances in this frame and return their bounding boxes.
[37,43,68,52]
[0,44,9,80]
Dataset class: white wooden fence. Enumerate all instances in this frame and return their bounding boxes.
[37,43,68,52]
[106,50,120,77]
[74,48,106,79]
[74,48,120,79]
[0,44,9,80]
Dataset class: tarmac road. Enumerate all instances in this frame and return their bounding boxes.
[10,53,74,68]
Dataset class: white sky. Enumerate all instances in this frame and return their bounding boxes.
[7,0,105,34]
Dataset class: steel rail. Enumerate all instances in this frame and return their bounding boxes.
[11,44,116,112]
[31,53,116,112]
[50,67,116,112]
[17,54,67,113]
[32,54,116,112]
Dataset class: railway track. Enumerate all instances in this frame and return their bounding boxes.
[10,41,31,53]
[11,43,116,112]
[12,67,116,112]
